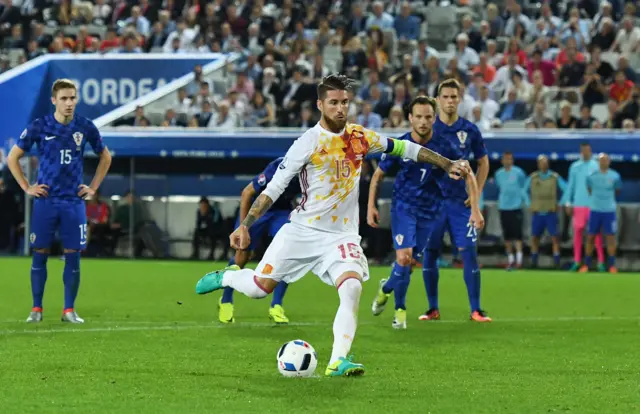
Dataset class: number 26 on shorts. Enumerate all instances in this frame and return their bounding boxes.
[338,242,361,259]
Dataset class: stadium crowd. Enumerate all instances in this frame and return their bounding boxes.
[1,0,639,131]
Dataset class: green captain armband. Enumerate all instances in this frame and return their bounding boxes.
[388,138,406,157]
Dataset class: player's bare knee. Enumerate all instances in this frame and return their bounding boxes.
[255,276,278,293]
[395,249,412,267]
[64,249,79,253]
[34,248,50,254]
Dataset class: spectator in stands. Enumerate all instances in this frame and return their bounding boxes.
[191,81,213,109]
[162,108,187,127]
[528,70,549,109]
[366,28,388,73]
[507,71,532,104]
[556,100,578,129]
[100,27,121,52]
[498,89,528,122]
[591,17,616,51]
[581,64,607,107]
[210,100,237,129]
[491,54,526,100]
[556,37,585,70]
[609,70,634,104]
[505,3,531,38]
[342,37,367,80]
[561,7,592,51]
[471,103,491,133]
[591,46,614,84]
[366,1,394,30]
[163,18,197,53]
[557,44,586,87]
[618,56,637,83]
[245,90,275,127]
[478,84,500,121]
[604,98,623,129]
[195,100,214,127]
[610,16,640,54]
[279,66,315,125]
[529,100,554,129]
[93,0,112,25]
[394,2,419,42]
[116,106,150,127]
[527,49,555,87]
[26,40,44,60]
[389,54,421,90]
[191,197,222,261]
[445,56,468,86]
[472,53,497,84]
[117,33,143,53]
[458,84,475,119]
[460,14,483,53]
[358,101,382,129]
[502,37,527,68]
[454,33,479,72]
[173,88,192,117]
[383,105,408,129]
[296,104,316,128]
[123,6,151,37]
[576,104,601,129]
[257,67,281,104]
[230,70,255,102]
[486,3,504,38]
[146,21,168,52]
[86,191,111,256]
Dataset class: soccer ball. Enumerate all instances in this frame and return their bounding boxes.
[276,339,318,378]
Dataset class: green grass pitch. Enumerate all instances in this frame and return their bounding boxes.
[0,258,639,413]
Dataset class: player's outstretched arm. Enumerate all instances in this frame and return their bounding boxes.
[6,145,48,197]
[383,138,469,179]
[367,167,385,228]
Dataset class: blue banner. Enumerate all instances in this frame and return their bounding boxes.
[0,54,225,151]
[98,130,640,162]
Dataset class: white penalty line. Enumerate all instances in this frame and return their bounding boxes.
[0,316,639,336]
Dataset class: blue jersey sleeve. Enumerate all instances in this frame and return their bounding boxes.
[252,160,278,192]
[469,124,487,159]
[16,119,41,152]
[86,121,105,154]
[378,152,398,173]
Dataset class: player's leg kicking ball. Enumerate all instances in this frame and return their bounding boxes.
[197,222,367,377]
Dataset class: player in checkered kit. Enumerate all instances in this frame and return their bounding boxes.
[6,79,112,324]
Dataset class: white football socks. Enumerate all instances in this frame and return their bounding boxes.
[222,269,268,299]
[329,278,362,365]
[516,251,523,266]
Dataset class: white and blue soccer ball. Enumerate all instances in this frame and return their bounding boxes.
[276,339,318,378]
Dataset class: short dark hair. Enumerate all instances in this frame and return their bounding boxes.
[503,151,513,156]
[408,96,437,116]
[317,74,355,100]
[580,142,591,147]
[437,78,461,96]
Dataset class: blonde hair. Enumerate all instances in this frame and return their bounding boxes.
[51,78,77,97]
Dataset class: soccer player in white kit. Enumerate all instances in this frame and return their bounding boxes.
[195,75,480,377]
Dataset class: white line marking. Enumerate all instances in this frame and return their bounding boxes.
[1,316,639,336]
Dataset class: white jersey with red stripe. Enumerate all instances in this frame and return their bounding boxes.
[262,122,389,235]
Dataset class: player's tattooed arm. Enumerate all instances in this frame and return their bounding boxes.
[416,148,470,179]
[241,194,274,228]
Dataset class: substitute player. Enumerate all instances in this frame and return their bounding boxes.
[565,143,605,271]
[495,152,528,270]
[195,74,471,377]
[6,79,112,324]
[367,96,483,329]
[523,155,567,268]
[580,153,621,273]
[218,157,299,324]
[419,79,491,323]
